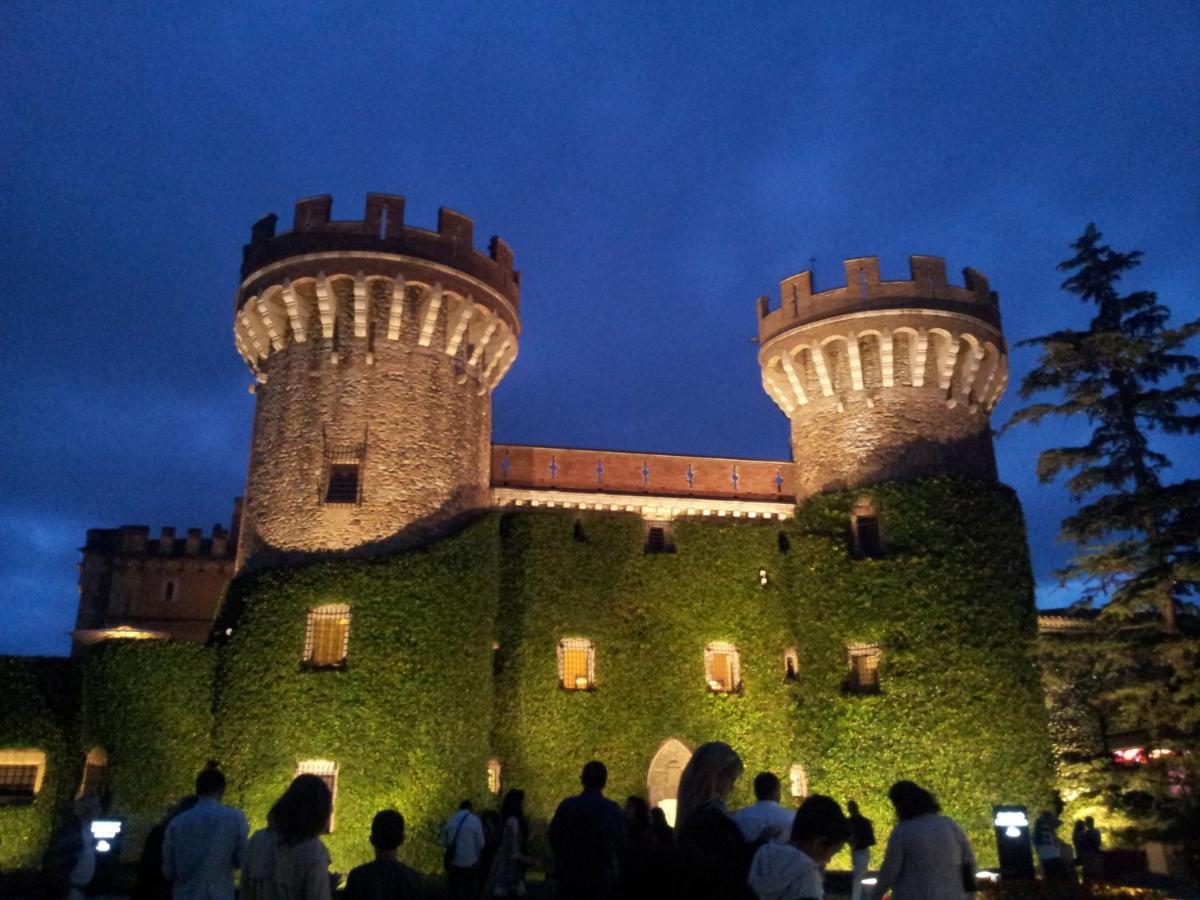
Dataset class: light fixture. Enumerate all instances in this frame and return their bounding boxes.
[575,675,589,689]
[758,568,768,586]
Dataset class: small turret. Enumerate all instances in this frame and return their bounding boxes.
[756,255,1008,498]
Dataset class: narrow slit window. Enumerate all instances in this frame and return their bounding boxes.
[783,648,799,681]
[788,764,808,800]
[295,759,337,833]
[163,579,177,603]
[487,758,502,795]
[705,641,741,693]
[558,638,595,690]
[304,604,351,668]
[79,747,108,798]
[0,750,46,804]
[846,643,882,693]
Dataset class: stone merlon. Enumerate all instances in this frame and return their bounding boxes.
[240,193,520,309]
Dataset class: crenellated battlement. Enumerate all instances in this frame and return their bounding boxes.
[84,523,236,560]
[239,193,520,309]
[756,255,1000,345]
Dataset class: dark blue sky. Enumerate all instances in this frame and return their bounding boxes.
[2,1,1197,656]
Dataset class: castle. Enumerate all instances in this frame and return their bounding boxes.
[1,193,1053,874]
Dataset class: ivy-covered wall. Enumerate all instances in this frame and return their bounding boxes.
[80,642,216,854]
[212,516,501,872]
[0,657,79,868]
[494,477,1054,868]
[1,477,1056,874]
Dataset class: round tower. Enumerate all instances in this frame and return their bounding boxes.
[233,193,520,569]
[756,255,1008,498]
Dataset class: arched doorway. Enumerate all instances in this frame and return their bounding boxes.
[647,738,691,826]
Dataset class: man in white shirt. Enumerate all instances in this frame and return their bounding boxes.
[734,773,796,845]
[441,799,486,900]
[162,764,249,900]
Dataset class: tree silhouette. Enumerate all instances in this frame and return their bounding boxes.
[1006,224,1200,630]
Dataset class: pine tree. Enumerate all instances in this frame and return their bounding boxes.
[1006,224,1200,630]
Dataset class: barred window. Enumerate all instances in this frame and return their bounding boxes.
[487,758,502,795]
[846,642,882,693]
[705,642,741,693]
[644,520,674,554]
[304,604,351,668]
[0,750,46,804]
[788,763,808,800]
[296,759,338,833]
[79,747,108,799]
[557,638,595,690]
[322,430,366,506]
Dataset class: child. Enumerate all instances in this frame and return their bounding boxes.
[342,810,424,900]
[748,795,851,900]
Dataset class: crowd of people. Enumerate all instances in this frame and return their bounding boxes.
[40,744,1099,900]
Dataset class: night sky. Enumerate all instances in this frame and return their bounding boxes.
[2,1,1198,656]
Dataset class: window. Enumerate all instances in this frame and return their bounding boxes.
[79,747,108,798]
[322,430,366,505]
[788,764,808,800]
[162,579,177,603]
[705,642,741,693]
[644,520,674,554]
[557,638,595,690]
[487,758,502,795]
[304,604,351,667]
[846,643,882,693]
[296,759,337,832]
[783,648,798,681]
[851,499,883,558]
[0,750,46,804]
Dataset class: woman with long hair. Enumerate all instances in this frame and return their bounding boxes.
[486,788,537,897]
[872,780,977,900]
[674,742,762,899]
[242,774,335,900]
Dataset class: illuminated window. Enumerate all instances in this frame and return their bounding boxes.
[558,638,595,690]
[644,520,674,554]
[295,759,337,833]
[303,604,351,668]
[783,648,798,681]
[487,758,502,795]
[851,499,883,559]
[0,750,46,804]
[705,642,741,693]
[79,747,108,798]
[322,432,366,505]
[788,764,808,800]
[846,643,882,693]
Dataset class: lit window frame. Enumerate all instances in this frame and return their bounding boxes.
[78,747,109,799]
[704,641,742,693]
[487,758,502,795]
[788,763,808,800]
[295,759,338,833]
[557,637,596,691]
[846,642,882,693]
[0,749,47,805]
[783,647,799,681]
[303,604,351,669]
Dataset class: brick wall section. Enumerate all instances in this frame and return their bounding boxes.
[492,444,794,502]
[73,525,236,651]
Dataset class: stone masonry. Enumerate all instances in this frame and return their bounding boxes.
[757,255,1009,497]
[233,195,521,569]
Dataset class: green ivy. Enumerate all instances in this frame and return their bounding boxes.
[79,642,216,854]
[0,657,79,868]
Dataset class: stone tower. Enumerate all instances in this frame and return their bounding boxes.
[233,193,520,569]
[756,256,1008,498]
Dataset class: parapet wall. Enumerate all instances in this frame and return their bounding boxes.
[757,255,1000,345]
[84,524,235,559]
[240,193,520,309]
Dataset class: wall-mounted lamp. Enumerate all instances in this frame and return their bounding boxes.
[758,568,769,587]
